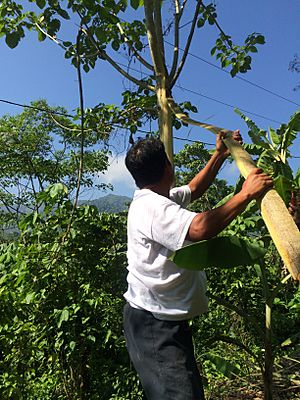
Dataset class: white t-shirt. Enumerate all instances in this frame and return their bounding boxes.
[124,185,208,321]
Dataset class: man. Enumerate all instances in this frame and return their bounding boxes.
[123,132,273,400]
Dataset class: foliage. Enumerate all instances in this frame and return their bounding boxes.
[235,108,300,205]
[0,184,142,399]
[174,141,232,212]
[2,1,298,398]
[0,100,110,226]
[0,0,265,78]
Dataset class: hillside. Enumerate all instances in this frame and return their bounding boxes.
[80,194,132,213]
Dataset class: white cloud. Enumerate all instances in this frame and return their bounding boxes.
[219,162,240,185]
[97,154,136,196]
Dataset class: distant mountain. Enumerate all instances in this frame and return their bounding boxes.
[80,194,132,213]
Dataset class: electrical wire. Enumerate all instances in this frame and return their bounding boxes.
[164,40,300,108]
[0,97,299,159]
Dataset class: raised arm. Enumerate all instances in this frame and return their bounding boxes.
[187,168,273,241]
[188,130,242,202]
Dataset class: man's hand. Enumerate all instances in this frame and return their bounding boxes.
[216,129,243,158]
[241,168,273,200]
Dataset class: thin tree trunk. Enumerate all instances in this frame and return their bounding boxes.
[264,302,273,400]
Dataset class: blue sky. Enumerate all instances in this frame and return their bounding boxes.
[0,0,299,198]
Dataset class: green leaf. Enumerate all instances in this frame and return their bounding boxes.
[274,175,292,205]
[210,46,217,56]
[58,309,69,328]
[269,127,280,146]
[295,167,300,188]
[36,0,46,8]
[69,341,76,351]
[38,30,46,42]
[256,35,265,44]
[130,0,143,9]
[249,45,258,53]
[111,39,120,51]
[288,110,300,132]
[205,353,241,378]
[170,236,266,270]
[57,8,70,20]
[197,18,205,28]
[5,32,20,49]
[25,292,35,304]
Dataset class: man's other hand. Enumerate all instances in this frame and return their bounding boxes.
[241,168,273,200]
[216,129,243,158]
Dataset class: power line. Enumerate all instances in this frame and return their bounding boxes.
[0,97,299,159]
[117,14,298,107]
[176,85,283,124]
[164,40,300,107]
[116,61,285,125]
[0,99,74,118]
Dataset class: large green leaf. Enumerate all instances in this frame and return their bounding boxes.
[288,110,300,132]
[170,236,266,270]
[274,174,292,205]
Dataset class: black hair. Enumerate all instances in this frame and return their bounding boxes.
[125,137,169,188]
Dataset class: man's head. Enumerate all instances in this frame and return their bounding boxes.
[125,137,171,189]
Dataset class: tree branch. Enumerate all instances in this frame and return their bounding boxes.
[81,27,155,91]
[116,22,154,71]
[144,0,166,79]
[170,0,202,88]
[153,0,166,67]
[169,0,181,81]
[35,22,71,53]
[73,29,85,208]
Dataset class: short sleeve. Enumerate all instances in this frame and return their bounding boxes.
[150,197,197,252]
[170,185,192,208]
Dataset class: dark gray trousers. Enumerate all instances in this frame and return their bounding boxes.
[123,303,205,400]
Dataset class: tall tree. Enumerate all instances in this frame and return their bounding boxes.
[1,1,299,279]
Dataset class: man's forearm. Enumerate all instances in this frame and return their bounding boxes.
[188,150,227,202]
[187,190,250,242]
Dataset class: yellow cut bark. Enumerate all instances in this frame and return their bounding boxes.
[168,98,300,280]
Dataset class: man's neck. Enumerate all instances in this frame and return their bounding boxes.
[142,183,170,198]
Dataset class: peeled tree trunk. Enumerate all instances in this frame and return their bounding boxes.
[144,0,173,164]
[168,100,300,281]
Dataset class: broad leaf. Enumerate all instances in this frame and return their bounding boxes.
[274,174,292,205]
[170,236,266,270]
[5,32,20,49]
[288,110,300,132]
[235,109,269,148]
[269,127,280,146]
